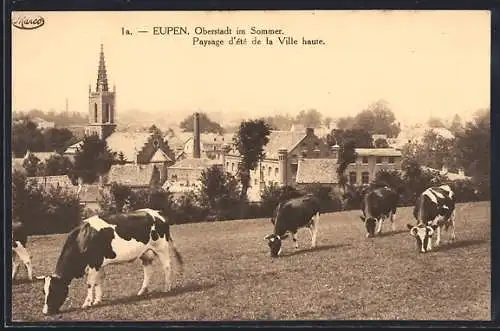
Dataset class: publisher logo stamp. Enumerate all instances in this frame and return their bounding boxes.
[12,15,45,30]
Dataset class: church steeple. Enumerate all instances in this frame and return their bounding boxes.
[85,44,116,140]
[96,44,109,92]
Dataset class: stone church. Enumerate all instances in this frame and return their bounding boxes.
[64,44,175,188]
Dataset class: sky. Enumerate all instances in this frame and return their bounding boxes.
[12,10,490,126]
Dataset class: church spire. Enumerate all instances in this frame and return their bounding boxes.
[96,44,109,92]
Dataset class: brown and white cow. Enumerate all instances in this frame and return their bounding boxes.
[264,195,321,257]
[360,186,399,238]
[36,208,183,315]
[12,221,33,281]
[406,185,456,253]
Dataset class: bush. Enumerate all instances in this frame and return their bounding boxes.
[302,184,343,213]
[12,170,82,235]
[260,184,302,217]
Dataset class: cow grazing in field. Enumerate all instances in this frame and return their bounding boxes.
[12,221,33,281]
[406,185,456,253]
[264,195,321,257]
[36,208,183,315]
[360,186,399,238]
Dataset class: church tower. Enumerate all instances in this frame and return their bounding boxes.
[85,44,117,140]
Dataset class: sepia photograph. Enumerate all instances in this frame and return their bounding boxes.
[9,10,491,322]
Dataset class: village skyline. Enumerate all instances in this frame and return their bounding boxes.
[12,11,490,127]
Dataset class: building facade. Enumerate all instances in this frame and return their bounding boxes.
[224,128,332,201]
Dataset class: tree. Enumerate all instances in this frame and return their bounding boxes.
[427,116,446,128]
[198,165,240,218]
[336,140,357,192]
[179,112,224,134]
[374,138,390,148]
[44,154,74,176]
[448,114,464,136]
[234,120,271,200]
[403,129,458,172]
[455,108,490,194]
[295,109,323,128]
[327,129,373,148]
[354,100,401,138]
[323,116,333,128]
[23,153,44,177]
[148,124,162,135]
[43,128,74,153]
[12,119,45,157]
[261,114,294,131]
[336,116,356,130]
[73,134,115,183]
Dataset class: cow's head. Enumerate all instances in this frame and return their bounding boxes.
[360,216,377,238]
[406,223,438,253]
[36,275,69,315]
[264,233,288,257]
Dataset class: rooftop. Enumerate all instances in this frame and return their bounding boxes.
[107,163,160,187]
[355,148,402,157]
[168,157,222,170]
[296,158,338,184]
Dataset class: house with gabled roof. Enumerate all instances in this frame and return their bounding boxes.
[106,163,164,191]
[295,148,403,191]
[224,127,333,201]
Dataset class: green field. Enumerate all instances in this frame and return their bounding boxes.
[11,201,491,321]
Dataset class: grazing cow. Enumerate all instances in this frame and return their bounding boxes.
[264,195,321,257]
[360,186,399,238]
[406,185,456,253]
[12,221,33,281]
[36,208,183,315]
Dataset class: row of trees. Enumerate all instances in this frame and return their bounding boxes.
[12,119,77,157]
[13,109,89,127]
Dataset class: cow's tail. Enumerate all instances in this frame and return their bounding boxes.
[168,235,184,266]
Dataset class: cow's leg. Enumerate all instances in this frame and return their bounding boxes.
[435,226,441,247]
[12,254,19,280]
[291,232,299,249]
[82,268,100,308]
[449,209,457,242]
[390,210,396,232]
[376,217,384,235]
[155,244,173,292]
[13,243,32,281]
[309,212,320,248]
[138,257,154,296]
[93,269,105,306]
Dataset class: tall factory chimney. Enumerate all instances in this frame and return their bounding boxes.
[193,112,201,158]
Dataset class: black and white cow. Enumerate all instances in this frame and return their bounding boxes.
[36,208,183,315]
[360,186,398,238]
[264,195,321,257]
[406,184,456,253]
[12,221,33,281]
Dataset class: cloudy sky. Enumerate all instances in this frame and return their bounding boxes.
[12,10,490,126]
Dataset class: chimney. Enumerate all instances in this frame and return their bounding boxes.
[331,144,340,159]
[306,128,314,136]
[278,148,288,186]
[458,168,465,177]
[193,112,201,158]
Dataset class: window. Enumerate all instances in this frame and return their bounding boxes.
[362,156,368,164]
[275,167,279,176]
[254,178,258,185]
[171,175,178,181]
[291,164,298,175]
[362,172,370,184]
[268,167,272,177]
[226,161,229,169]
[105,104,110,123]
[231,163,234,172]
[388,156,395,164]
[94,103,98,122]
[349,172,357,184]
[376,157,383,164]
